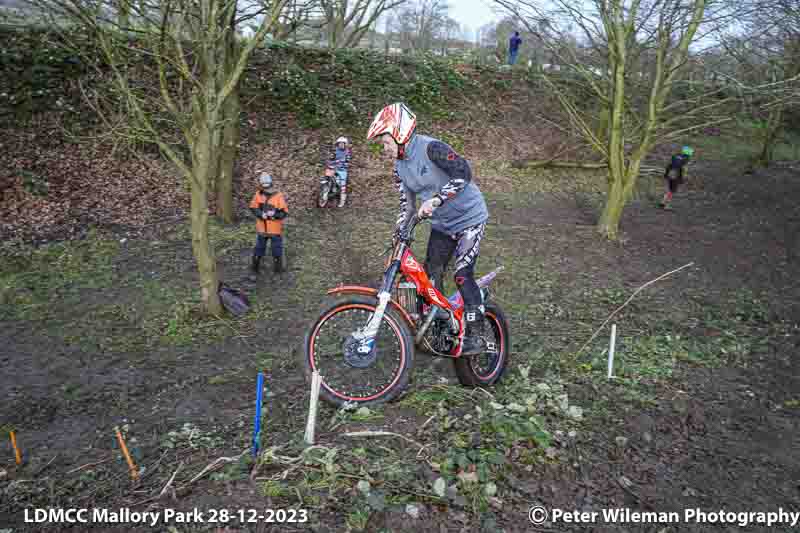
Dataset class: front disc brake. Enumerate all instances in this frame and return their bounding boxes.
[343,335,378,368]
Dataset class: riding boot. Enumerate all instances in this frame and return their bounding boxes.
[273,256,283,273]
[338,186,347,208]
[461,304,487,355]
[250,255,261,274]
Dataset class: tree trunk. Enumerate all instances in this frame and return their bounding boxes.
[118,0,130,28]
[191,122,222,315]
[756,106,783,168]
[598,171,625,240]
[599,58,627,240]
[216,38,240,223]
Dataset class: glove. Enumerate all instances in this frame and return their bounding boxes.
[418,196,442,219]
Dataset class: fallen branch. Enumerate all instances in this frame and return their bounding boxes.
[574,262,695,358]
[512,158,608,170]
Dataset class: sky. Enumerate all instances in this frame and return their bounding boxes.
[447,0,502,39]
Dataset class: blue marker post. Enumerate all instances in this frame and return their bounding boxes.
[252,372,264,458]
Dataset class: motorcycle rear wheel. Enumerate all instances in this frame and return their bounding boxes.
[453,301,510,387]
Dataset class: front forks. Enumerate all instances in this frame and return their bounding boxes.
[351,291,391,352]
[350,255,403,352]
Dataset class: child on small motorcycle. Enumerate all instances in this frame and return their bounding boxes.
[328,136,352,207]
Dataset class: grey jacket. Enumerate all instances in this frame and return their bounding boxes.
[394,134,488,236]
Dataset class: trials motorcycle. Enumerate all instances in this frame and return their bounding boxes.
[316,163,342,208]
[302,213,510,407]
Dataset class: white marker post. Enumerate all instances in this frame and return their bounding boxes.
[607,324,617,379]
[304,371,322,445]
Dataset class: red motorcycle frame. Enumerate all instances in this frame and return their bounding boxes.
[327,214,503,359]
[304,213,509,406]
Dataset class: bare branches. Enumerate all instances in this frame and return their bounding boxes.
[319,0,406,48]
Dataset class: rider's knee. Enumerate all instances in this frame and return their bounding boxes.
[454,266,475,286]
[426,264,445,287]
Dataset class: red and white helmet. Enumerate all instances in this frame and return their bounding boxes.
[366,103,416,145]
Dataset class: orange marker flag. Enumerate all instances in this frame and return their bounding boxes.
[10,430,22,465]
[114,426,139,481]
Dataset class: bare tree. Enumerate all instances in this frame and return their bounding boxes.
[493,0,753,239]
[722,0,800,169]
[270,0,323,40]
[34,0,289,314]
[392,0,449,52]
[319,0,406,49]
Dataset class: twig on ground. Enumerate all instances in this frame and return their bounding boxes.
[616,476,656,510]
[34,454,59,476]
[574,262,695,358]
[419,414,436,432]
[130,449,248,507]
[159,462,183,498]
[181,448,248,487]
[343,431,427,456]
[470,387,495,400]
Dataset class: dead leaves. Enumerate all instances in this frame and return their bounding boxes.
[0,125,187,243]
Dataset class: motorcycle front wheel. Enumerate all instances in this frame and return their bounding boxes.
[317,182,331,208]
[302,295,415,407]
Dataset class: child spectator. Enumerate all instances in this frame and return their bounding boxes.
[249,172,288,274]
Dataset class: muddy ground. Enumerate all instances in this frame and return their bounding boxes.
[1,156,800,533]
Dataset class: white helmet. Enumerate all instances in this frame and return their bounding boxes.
[258,173,273,189]
[366,103,416,145]
[335,136,349,145]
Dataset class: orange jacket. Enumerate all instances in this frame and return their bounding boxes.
[250,191,288,235]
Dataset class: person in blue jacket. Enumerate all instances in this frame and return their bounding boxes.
[508,31,522,65]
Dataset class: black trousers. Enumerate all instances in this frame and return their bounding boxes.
[424,223,486,307]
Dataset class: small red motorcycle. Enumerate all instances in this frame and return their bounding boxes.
[302,214,510,407]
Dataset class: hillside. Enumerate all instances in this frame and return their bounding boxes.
[0,26,595,245]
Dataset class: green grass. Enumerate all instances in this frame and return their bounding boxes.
[0,229,120,321]
[687,128,800,162]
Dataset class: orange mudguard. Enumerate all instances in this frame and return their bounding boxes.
[326,285,416,330]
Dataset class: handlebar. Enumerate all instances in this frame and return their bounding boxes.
[398,213,428,243]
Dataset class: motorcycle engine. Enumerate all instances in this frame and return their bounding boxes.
[428,319,457,354]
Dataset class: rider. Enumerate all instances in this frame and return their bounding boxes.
[661,146,693,209]
[329,136,352,207]
[366,103,489,355]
